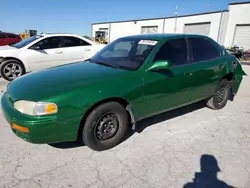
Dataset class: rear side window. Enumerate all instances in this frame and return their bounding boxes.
[189,37,220,62]
[0,33,6,38]
[7,34,17,38]
[154,38,188,66]
[62,36,91,47]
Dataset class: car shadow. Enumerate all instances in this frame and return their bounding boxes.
[49,100,206,149]
[183,154,236,188]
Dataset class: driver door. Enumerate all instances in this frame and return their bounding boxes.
[22,36,65,71]
[141,37,195,117]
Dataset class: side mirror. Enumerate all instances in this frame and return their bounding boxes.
[146,60,172,71]
[30,45,41,50]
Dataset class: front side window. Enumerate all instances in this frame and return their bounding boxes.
[189,37,220,62]
[90,38,157,70]
[12,35,43,48]
[7,34,16,38]
[0,33,6,38]
[34,36,62,50]
[154,38,188,66]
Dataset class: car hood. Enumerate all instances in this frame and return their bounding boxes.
[7,61,125,102]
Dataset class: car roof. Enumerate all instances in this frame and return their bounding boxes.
[120,33,209,41]
[39,33,95,44]
[0,31,18,35]
[41,33,85,37]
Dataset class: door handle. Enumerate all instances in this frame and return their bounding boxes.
[85,48,91,51]
[184,72,193,76]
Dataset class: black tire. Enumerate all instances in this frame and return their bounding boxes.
[206,79,230,110]
[82,102,128,151]
[0,59,25,81]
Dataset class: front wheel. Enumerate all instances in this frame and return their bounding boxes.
[0,59,25,81]
[82,102,129,151]
[206,79,230,110]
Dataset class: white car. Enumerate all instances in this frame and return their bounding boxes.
[0,33,105,81]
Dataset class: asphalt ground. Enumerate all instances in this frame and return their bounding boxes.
[0,65,250,188]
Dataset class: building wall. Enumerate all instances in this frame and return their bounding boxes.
[92,2,250,46]
[137,19,165,33]
[217,11,229,45]
[92,19,166,42]
[224,3,250,47]
[92,12,223,43]
[163,18,176,33]
[109,21,139,42]
[174,12,222,41]
[92,23,110,38]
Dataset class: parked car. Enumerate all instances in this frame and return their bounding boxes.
[225,45,244,59]
[0,31,22,46]
[1,34,246,151]
[0,33,105,81]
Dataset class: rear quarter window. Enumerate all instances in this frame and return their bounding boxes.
[189,37,220,62]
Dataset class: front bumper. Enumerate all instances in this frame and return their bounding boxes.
[1,92,80,144]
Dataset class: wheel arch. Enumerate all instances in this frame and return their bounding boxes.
[77,97,135,138]
[0,57,27,72]
[221,72,234,87]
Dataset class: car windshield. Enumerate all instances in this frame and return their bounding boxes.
[12,35,43,48]
[90,37,158,70]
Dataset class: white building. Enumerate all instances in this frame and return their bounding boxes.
[92,1,250,49]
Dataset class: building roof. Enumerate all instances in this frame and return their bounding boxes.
[229,1,250,5]
[92,9,228,25]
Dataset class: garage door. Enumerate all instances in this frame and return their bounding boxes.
[141,26,158,34]
[184,22,211,36]
[99,28,109,37]
[233,25,250,50]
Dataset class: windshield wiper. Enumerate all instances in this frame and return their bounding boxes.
[88,59,119,69]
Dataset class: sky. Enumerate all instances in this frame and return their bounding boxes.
[0,0,247,37]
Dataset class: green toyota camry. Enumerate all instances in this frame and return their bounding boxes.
[1,33,246,151]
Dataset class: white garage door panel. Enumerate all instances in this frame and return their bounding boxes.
[184,23,211,36]
[141,26,158,34]
[233,25,250,50]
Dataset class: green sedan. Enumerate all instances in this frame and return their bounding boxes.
[1,34,246,151]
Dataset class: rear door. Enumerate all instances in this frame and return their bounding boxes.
[185,37,226,100]
[60,36,95,64]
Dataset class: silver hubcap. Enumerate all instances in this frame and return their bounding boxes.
[3,63,22,79]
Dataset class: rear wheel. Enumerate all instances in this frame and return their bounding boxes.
[0,59,25,81]
[206,79,230,110]
[82,102,128,151]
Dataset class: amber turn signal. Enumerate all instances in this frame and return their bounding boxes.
[11,123,29,133]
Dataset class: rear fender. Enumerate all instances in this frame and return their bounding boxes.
[232,62,247,94]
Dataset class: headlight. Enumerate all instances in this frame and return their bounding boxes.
[14,100,58,116]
